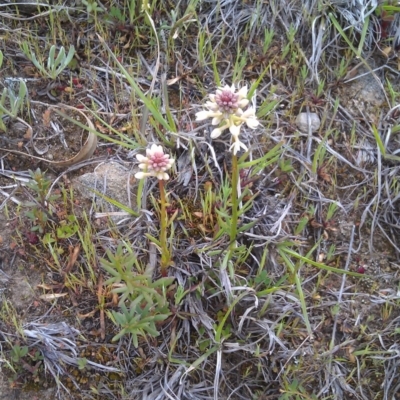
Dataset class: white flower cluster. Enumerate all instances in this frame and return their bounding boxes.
[135,144,174,181]
[196,84,259,154]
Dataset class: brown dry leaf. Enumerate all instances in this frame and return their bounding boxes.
[120,122,134,132]
[381,46,392,58]
[77,310,97,319]
[43,108,51,127]
[68,288,79,307]
[167,76,181,85]
[109,114,117,126]
[39,293,68,301]
[318,166,332,183]
[64,245,80,274]
[347,346,356,363]
[37,283,64,290]
[23,127,32,140]
[95,121,110,134]
[310,219,323,229]
[99,309,106,340]
[123,41,132,49]
[312,292,321,300]
[118,34,128,44]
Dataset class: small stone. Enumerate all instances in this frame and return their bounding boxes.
[72,162,136,219]
[355,140,375,166]
[296,112,321,133]
[10,121,28,136]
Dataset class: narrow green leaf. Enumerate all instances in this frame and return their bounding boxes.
[48,45,56,70]
[372,125,386,156]
[281,247,367,277]
[145,233,161,247]
[88,188,139,216]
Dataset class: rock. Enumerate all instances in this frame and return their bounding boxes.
[72,162,136,216]
[355,139,376,166]
[339,65,386,120]
[8,120,27,137]
[296,112,321,133]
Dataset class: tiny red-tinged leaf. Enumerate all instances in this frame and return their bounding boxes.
[26,231,39,245]
[357,266,366,274]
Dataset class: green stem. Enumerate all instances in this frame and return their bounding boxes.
[136,178,144,210]
[159,179,170,276]
[230,154,239,248]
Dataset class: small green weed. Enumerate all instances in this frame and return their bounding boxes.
[100,244,174,347]
[21,43,75,80]
[0,77,28,131]
[24,169,59,234]
[10,344,28,363]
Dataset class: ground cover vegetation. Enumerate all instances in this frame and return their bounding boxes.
[1,0,400,399]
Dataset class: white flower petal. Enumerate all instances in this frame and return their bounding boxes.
[156,171,169,180]
[135,171,146,179]
[154,144,163,153]
[229,139,248,155]
[146,145,155,156]
[210,128,222,138]
[246,117,260,129]
[196,110,212,121]
[209,94,216,102]
[242,107,256,118]
[238,99,249,108]
[240,107,259,129]
[229,123,242,136]
[237,85,248,99]
[205,101,219,111]
[246,118,260,129]
[235,108,244,117]
[136,154,147,162]
[211,115,223,125]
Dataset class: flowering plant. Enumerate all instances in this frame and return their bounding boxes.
[135,144,175,180]
[196,84,259,154]
[135,144,175,276]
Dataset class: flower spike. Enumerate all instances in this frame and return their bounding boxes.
[196,84,259,154]
[135,144,174,181]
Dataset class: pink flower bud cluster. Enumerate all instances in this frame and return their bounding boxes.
[215,89,240,112]
[135,144,174,181]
